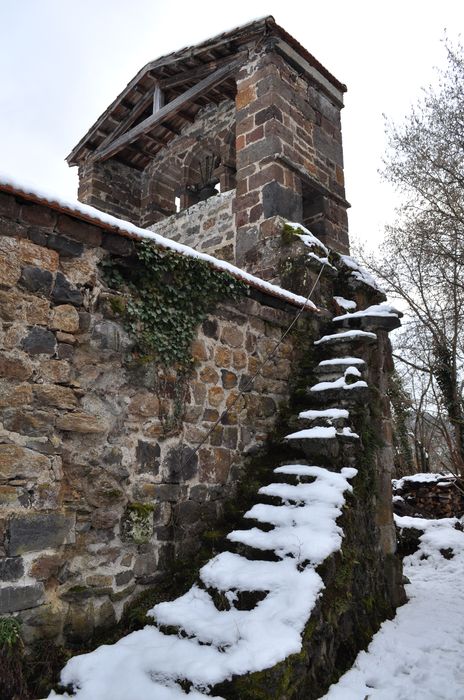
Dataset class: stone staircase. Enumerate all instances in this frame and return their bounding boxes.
[52,301,401,700]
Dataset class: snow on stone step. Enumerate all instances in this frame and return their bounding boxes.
[298,408,350,421]
[318,357,365,367]
[314,329,377,346]
[229,509,345,562]
[333,303,400,322]
[285,426,337,440]
[274,465,357,481]
[152,585,252,647]
[309,367,368,393]
[285,425,358,441]
[200,551,309,592]
[259,474,355,507]
[51,464,358,700]
[333,296,357,311]
[339,427,359,439]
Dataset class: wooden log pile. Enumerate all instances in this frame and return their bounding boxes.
[393,476,464,519]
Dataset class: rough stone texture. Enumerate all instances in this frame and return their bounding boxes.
[0,190,313,647]
[8,512,76,555]
[0,583,45,613]
[150,190,235,263]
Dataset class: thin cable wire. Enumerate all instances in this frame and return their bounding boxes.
[184,264,326,466]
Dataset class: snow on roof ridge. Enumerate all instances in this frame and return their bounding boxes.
[0,171,317,313]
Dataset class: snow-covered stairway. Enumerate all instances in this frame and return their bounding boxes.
[50,300,402,700]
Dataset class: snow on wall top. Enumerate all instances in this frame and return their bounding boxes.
[0,172,317,313]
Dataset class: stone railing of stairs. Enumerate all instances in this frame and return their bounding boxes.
[51,296,406,700]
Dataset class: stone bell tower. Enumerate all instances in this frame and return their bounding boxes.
[69,16,349,279]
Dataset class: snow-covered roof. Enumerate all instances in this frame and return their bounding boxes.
[0,173,317,313]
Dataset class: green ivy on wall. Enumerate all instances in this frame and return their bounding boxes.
[101,240,247,371]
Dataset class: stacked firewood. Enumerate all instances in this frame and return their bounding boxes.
[393,476,464,519]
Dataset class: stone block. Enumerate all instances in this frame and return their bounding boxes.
[19,238,59,271]
[136,440,161,474]
[19,602,63,642]
[56,411,109,433]
[220,326,244,348]
[19,265,53,296]
[21,203,57,228]
[0,484,22,508]
[64,602,95,644]
[0,352,32,380]
[30,554,65,581]
[39,359,71,384]
[0,583,45,613]
[55,214,102,246]
[0,556,24,581]
[0,381,32,408]
[262,181,302,221]
[33,384,77,409]
[46,234,84,257]
[25,296,50,325]
[51,272,83,306]
[191,339,208,361]
[21,326,56,355]
[0,444,50,480]
[92,320,133,352]
[0,242,21,286]
[8,512,76,555]
[49,304,80,333]
[202,319,219,339]
[198,447,231,484]
[2,408,56,437]
[129,392,160,417]
[0,288,21,321]
[102,233,134,256]
[164,445,198,483]
[91,508,119,530]
[221,369,237,389]
[208,386,224,407]
[200,366,219,384]
[214,346,231,367]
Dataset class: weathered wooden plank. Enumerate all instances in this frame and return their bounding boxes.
[90,90,155,161]
[159,53,244,89]
[153,86,165,112]
[93,59,242,162]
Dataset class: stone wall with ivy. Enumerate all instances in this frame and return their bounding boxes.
[0,189,319,648]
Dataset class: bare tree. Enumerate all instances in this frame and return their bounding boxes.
[364,38,464,475]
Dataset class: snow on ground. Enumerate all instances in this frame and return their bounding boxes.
[322,514,464,700]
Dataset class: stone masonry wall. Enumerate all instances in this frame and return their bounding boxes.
[0,189,312,646]
[149,190,235,263]
[78,160,142,224]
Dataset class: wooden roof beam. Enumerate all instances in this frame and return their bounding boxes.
[159,53,245,89]
[92,59,241,163]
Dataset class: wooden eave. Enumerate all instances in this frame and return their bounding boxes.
[67,16,347,170]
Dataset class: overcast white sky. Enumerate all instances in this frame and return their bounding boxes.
[0,0,462,248]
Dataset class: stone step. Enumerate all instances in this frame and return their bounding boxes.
[298,408,350,429]
[199,551,298,592]
[314,357,366,382]
[314,329,377,349]
[332,304,402,333]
